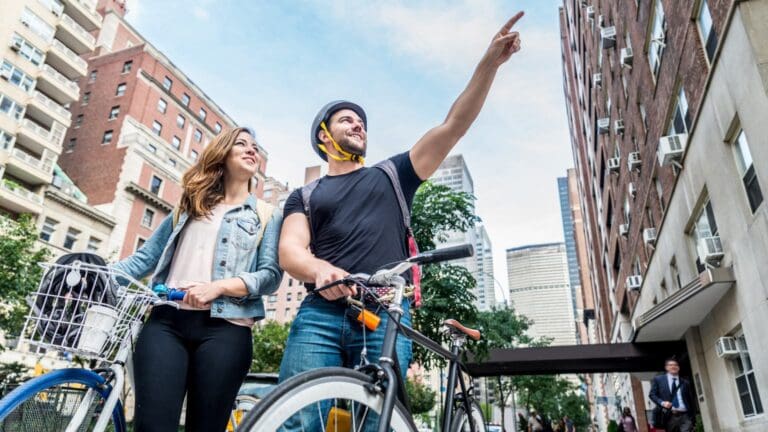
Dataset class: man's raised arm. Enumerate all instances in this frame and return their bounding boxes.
[410,11,524,180]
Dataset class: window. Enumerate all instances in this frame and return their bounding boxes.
[147,143,156,153]
[102,130,113,144]
[297,291,303,301]
[286,292,292,301]
[698,0,717,63]
[194,129,202,142]
[732,130,763,212]
[648,0,666,81]
[176,114,185,129]
[152,121,162,136]
[288,279,293,287]
[198,108,206,121]
[266,309,276,319]
[150,175,162,194]
[142,208,155,227]
[63,228,80,250]
[66,138,76,152]
[285,308,291,318]
[268,295,277,303]
[215,122,222,133]
[20,8,54,42]
[39,218,57,242]
[122,60,133,74]
[75,114,83,128]
[624,197,631,226]
[89,70,97,82]
[732,334,764,417]
[639,103,648,132]
[668,86,691,135]
[108,106,120,120]
[168,158,176,168]
[1,61,35,92]
[162,76,172,90]
[692,198,718,273]
[172,135,181,149]
[157,98,167,113]
[0,93,25,120]
[190,150,198,161]
[38,0,64,16]
[136,237,146,251]
[83,92,91,105]
[10,34,44,66]
[86,237,101,253]
[116,83,127,96]
[181,93,190,106]
[0,128,13,149]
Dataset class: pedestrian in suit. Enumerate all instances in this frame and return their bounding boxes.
[649,357,697,432]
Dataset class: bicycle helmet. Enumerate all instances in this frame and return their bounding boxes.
[310,100,367,162]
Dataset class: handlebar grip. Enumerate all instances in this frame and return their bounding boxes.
[167,289,186,301]
[411,244,474,265]
[153,284,186,301]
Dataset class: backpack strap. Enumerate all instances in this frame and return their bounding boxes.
[300,178,322,251]
[373,160,411,229]
[253,199,276,247]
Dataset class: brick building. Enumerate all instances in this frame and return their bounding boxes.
[58,1,269,258]
[561,0,768,430]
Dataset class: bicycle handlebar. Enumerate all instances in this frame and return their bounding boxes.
[408,243,474,265]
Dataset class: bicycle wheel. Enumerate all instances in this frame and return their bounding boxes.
[0,368,125,432]
[449,400,486,432]
[238,367,417,432]
[228,394,259,431]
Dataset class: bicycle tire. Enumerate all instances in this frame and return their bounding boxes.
[449,400,486,432]
[228,394,260,431]
[0,368,125,432]
[238,367,417,431]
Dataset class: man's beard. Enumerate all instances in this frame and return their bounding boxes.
[336,136,367,158]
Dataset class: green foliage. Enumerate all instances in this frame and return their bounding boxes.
[411,182,480,252]
[0,361,30,388]
[406,378,437,415]
[250,320,290,373]
[607,420,619,432]
[0,215,50,339]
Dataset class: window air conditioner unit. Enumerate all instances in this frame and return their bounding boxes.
[715,336,740,359]
[643,228,657,245]
[598,14,605,28]
[607,157,620,173]
[598,117,610,135]
[628,152,641,170]
[593,73,602,87]
[697,236,724,264]
[10,40,23,52]
[628,182,637,198]
[626,275,642,291]
[586,6,595,20]
[601,26,617,49]
[657,133,688,166]
[619,223,629,236]
[614,119,625,135]
[620,47,634,67]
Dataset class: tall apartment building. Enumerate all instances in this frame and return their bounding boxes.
[506,243,577,346]
[431,154,495,311]
[558,175,582,343]
[560,1,768,430]
[57,2,269,259]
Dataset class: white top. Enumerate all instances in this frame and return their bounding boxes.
[166,203,254,328]
[666,373,687,412]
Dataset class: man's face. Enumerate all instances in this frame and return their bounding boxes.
[324,109,367,155]
[665,360,680,375]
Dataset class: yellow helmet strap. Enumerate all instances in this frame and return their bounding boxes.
[318,121,365,164]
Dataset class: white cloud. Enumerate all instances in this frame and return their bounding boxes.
[192,5,210,21]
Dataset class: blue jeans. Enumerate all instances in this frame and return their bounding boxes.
[278,294,413,431]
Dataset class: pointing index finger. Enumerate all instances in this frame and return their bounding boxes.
[501,11,525,34]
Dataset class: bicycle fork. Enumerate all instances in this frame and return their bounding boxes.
[376,277,406,432]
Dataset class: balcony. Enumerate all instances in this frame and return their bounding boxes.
[26,90,72,128]
[61,0,102,32]
[56,13,96,54]
[36,64,80,104]
[16,119,65,154]
[2,147,55,185]
[0,179,43,215]
[46,39,87,79]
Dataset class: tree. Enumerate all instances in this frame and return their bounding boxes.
[250,320,290,373]
[406,377,436,415]
[410,182,480,368]
[0,215,50,341]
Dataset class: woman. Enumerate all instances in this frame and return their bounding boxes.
[619,407,639,432]
[113,127,282,431]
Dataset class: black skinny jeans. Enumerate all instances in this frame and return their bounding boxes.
[132,306,252,432]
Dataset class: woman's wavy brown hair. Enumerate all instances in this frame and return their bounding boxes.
[177,127,255,219]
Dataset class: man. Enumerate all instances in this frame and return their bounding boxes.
[277,11,524,428]
[649,357,697,432]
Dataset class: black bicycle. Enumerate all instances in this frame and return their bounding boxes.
[237,244,486,432]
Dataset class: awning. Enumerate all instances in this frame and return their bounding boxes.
[633,267,735,343]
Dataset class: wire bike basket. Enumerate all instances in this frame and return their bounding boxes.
[19,261,157,364]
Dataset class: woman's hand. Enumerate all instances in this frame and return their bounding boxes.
[182,281,224,308]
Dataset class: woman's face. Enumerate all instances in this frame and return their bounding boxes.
[225,131,259,180]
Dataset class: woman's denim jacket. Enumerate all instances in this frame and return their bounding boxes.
[113,195,283,320]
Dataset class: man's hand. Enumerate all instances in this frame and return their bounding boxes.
[482,11,524,68]
[662,401,672,409]
[182,281,224,309]
[313,261,355,301]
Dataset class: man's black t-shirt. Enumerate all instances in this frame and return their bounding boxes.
[283,152,423,284]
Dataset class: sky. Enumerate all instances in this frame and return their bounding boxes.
[127,0,574,302]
